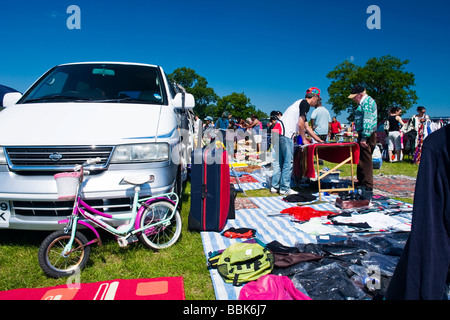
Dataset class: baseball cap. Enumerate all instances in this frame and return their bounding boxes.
[306,87,321,98]
[348,85,365,99]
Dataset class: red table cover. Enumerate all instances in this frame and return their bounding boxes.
[304,142,360,178]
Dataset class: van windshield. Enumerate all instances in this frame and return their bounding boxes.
[20,64,166,105]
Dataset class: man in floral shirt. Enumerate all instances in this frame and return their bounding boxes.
[348,85,377,191]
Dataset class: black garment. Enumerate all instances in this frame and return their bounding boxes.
[404,129,418,156]
[388,115,400,132]
[299,99,310,121]
[282,192,316,203]
[386,124,450,300]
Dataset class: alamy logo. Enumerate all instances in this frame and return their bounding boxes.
[175,128,279,165]
[364,265,381,291]
[67,5,81,30]
[367,5,381,30]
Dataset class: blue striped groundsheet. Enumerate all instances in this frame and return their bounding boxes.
[200,194,413,300]
[200,194,337,300]
[232,171,267,191]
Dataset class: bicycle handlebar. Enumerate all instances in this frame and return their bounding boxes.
[86,157,102,165]
[74,158,102,172]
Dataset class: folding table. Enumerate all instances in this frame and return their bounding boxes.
[303,142,360,200]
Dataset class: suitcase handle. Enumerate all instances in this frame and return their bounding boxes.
[201,183,207,199]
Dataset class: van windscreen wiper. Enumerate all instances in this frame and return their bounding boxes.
[23,95,93,103]
[94,97,161,104]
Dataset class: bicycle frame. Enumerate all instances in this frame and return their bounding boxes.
[60,165,179,255]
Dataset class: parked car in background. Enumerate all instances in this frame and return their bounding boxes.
[0,62,195,230]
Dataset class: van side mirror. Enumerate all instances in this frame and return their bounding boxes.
[173,92,195,109]
[2,92,23,107]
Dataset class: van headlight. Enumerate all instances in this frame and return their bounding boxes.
[0,148,6,164]
[110,143,169,163]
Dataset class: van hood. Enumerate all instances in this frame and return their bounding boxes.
[0,103,177,146]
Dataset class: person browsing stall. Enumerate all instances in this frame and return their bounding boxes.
[248,115,263,153]
[270,87,323,196]
[387,107,406,162]
[329,117,342,140]
[411,106,430,164]
[310,99,332,142]
[348,85,377,191]
[215,111,230,143]
[296,87,324,145]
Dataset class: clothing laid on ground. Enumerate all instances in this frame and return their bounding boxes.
[386,125,450,300]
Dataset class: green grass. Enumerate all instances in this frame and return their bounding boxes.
[0,182,215,300]
[0,160,418,299]
[321,158,419,179]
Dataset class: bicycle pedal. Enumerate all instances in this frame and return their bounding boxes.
[117,237,128,248]
[116,235,139,247]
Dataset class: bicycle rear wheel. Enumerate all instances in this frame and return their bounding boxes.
[38,230,91,278]
[139,200,182,250]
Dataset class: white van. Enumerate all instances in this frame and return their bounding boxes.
[0,62,195,230]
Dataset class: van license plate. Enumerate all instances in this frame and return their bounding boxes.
[0,202,10,228]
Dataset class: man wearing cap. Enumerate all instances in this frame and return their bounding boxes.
[348,85,378,191]
[270,87,323,196]
[203,116,215,145]
[297,87,324,145]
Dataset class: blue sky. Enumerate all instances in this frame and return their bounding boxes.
[0,0,449,122]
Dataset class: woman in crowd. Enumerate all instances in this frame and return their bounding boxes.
[248,115,262,153]
[329,116,342,140]
[387,107,405,162]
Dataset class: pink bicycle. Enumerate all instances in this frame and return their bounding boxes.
[38,158,181,278]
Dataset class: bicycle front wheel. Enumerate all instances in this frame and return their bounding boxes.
[139,200,182,250]
[38,230,91,278]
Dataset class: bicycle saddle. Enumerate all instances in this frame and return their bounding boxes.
[121,175,155,186]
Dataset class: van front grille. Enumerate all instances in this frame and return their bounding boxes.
[5,146,114,172]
